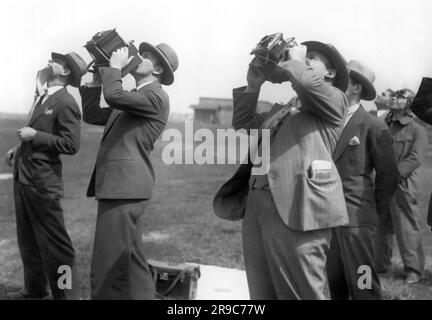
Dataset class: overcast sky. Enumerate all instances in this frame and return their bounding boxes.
[1,0,432,114]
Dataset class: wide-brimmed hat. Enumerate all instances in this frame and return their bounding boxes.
[348,60,376,101]
[139,42,178,85]
[51,52,87,87]
[301,41,349,92]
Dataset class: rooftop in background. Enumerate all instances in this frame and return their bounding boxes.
[191,97,273,126]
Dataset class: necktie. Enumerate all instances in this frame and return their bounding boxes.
[26,91,47,124]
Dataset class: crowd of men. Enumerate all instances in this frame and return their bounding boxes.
[2,37,431,300]
[213,41,430,300]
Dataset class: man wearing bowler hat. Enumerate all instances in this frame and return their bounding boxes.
[374,88,428,284]
[326,60,399,300]
[214,41,350,299]
[5,51,87,299]
[79,41,178,299]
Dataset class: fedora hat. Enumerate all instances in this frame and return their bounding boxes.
[348,60,376,101]
[139,42,178,86]
[51,52,87,87]
[301,41,349,92]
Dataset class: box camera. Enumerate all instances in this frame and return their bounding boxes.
[85,29,141,77]
[250,33,297,83]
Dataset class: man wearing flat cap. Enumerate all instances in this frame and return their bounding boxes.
[214,41,349,299]
[79,42,178,299]
[5,51,87,299]
[374,88,428,284]
[326,60,399,300]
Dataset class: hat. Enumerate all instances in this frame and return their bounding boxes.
[51,52,87,87]
[348,60,376,101]
[139,42,178,85]
[301,41,349,92]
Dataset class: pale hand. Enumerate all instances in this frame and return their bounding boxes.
[110,47,133,70]
[5,147,16,167]
[17,127,37,141]
[287,44,307,63]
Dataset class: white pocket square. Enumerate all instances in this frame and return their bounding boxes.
[349,136,360,146]
[44,108,53,115]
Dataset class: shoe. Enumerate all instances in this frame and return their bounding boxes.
[5,288,49,300]
[405,272,421,284]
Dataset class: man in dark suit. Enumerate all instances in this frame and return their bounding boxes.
[214,41,349,299]
[326,60,399,300]
[79,43,178,299]
[5,52,87,299]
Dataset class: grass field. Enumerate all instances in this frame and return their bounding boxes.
[0,117,432,300]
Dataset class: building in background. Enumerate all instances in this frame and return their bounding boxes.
[191,97,273,126]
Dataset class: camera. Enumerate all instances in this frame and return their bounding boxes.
[84,29,142,77]
[250,33,297,83]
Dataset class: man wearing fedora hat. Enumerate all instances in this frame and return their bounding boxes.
[4,51,87,299]
[326,60,399,300]
[374,88,427,284]
[214,41,350,299]
[79,42,178,299]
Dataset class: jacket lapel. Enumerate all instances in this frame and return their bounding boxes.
[333,105,366,162]
[102,110,122,141]
[260,103,285,129]
[101,83,162,141]
[28,88,65,126]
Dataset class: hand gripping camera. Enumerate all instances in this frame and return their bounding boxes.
[84,29,142,77]
[250,33,297,83]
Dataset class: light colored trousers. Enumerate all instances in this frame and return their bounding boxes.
[374,178,425,276]
[243,187,331,300]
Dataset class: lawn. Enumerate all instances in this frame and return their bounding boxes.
[0,117,431,300]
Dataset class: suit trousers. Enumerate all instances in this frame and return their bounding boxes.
[242,187,331,300]
[326,226,382,300]
[13,180,80,299]
[90,199,155,300]
[374,183,425,276]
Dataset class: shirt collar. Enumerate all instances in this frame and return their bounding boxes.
[46,85,64,96]
[136,81,154,91]
[347,103,360,115]
[386,109,415,126]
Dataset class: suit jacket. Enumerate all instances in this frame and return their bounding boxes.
[333,105,399,227]
[14,87,81,191]
[79,67,169,200]
[214,60,349,231]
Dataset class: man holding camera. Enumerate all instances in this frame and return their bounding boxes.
[215,41,349,299]
[79,43,178,299]
[326,60,399,300]
[5,52,87,300]
[374,88,427,284]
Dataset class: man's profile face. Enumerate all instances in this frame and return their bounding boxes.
[133,51,162,76]
[47,58,69,79]
[305,51,334,79]
[345,76,361,101]
[390,94,408,110]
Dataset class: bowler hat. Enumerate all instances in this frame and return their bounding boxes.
[51,52,87,87]
[301,41,349,92]
[348,60,376,101]
[139,42,178,85]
